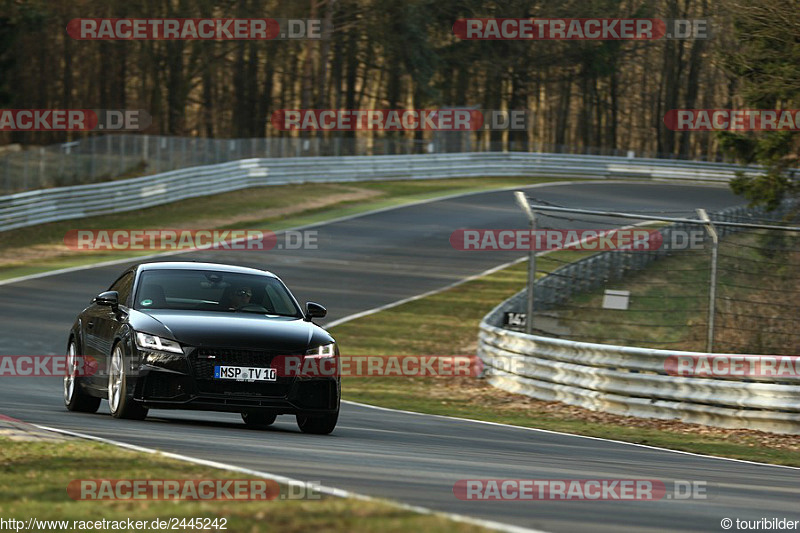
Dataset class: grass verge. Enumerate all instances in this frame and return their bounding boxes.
[0,438,487,532]
[0,176,568,281]
[536,229,800,354]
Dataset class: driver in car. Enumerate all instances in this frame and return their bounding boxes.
[220,285,252,310]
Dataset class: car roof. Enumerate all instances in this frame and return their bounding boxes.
[136,261,278,278]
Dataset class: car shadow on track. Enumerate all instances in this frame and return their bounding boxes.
[142,414,308,435]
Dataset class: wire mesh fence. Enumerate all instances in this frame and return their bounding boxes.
[506,198,800,355]
[0,133,740,195]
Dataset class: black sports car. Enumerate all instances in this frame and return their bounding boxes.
[64,261,340,434]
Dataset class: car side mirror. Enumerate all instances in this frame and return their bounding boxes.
[305,302,327,320]
[93,290,119,310]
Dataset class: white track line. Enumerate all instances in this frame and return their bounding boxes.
[0,180,590,287]
[11,179,772,533]
[320,215,800,472]
[342,401,800,471]
[34,423,546,533]
[324,220,659,329]
[325,256,529,329]
[0,178,720,287]
[15,180,783,474]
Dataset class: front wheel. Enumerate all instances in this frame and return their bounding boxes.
[296,410,339,435]
[108,345,148,420]
[64,340,100,413]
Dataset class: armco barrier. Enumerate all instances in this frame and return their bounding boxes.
[477,205,800,434]
[478,323,800,434]
[0,151,762,232]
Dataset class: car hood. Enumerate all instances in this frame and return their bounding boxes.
[128,309,332,351]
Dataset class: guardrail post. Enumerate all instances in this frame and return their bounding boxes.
[697,208,719,353]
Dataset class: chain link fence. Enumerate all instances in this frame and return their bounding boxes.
[0,133,741,195]
[506,198,800,355]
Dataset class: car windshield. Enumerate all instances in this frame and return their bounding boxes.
[134,269,303,317]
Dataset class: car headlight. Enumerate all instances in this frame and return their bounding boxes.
[135,332,184,354]
[306,343,336,357]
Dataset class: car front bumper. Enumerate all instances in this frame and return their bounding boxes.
[132,363,340,415]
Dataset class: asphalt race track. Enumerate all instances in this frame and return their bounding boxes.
[1,181,798,532]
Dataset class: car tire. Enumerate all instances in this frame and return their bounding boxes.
[296,410,339,435]
[108,344,148,420]
[64,340,101,413]
[241,412,277,428]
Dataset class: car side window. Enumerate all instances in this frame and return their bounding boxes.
[109,272,134,307]
[264,283,297,316]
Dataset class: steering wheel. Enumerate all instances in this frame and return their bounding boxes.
[235,303,270,312]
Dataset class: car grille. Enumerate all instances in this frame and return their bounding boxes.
[143,373,191,399]
[190,347,302,397]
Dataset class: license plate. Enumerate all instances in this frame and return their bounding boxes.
[214,366,276,382]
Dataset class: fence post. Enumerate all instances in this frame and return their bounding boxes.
[697,208,719,353]
[120,135,126,175]
[90,135,96,179]
[515,191,537,334]
[23,149,28,191]
[106,135,112,177]
[156,136,162,174]
[38,147,45,186]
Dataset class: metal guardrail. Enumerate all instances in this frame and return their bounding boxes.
[5,143,796,432]
[477,204,800,435]
[0,152,761,233]
[478,326,800,434]
[0,134,744,194]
